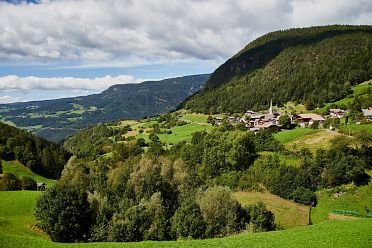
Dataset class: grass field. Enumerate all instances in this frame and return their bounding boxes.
[338,124,372,135]
[2,160,56,185]
[137,123,214,144]
[274,128,320,144]
[234,191,309,229]
[258,152,301,167]
[1,191,372,248]
[311,177,372,225]
[179,113,210,124]
[282,129,341,152]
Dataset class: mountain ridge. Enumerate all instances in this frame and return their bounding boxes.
[185,25,372,113]
[0,74,209,142]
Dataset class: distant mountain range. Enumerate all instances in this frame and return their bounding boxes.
[185,25,372,113]
[0,74,209,142]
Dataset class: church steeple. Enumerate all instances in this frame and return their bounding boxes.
[269,99,273,115]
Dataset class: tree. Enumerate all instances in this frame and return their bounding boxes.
[198,186,243,237]
[290,187,315,205]
[35,184,91,242]
[246,202,276,232]
[171,198,206,239]
[0,159,2,174]
[278,114,292,129]
[149,133,160,143]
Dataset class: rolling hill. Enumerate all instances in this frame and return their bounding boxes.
[0,74,209,142]
[185,25,372,113]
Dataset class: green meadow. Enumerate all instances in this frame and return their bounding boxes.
[2,160,56,185]
[1,191,372,248]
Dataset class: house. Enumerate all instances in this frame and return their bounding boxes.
[362,107,372,122]
[329,109,345,118]
[37,182,46,191]
[294,114,325,127]
[245,110,255,116]
[213,117,223,125]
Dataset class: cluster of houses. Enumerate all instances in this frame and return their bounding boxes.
[213,101,372,131]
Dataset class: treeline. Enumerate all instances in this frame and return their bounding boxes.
[0,123,71,179]
[63,124,132,160]
[185,25,372,113]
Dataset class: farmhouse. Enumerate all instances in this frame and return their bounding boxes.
[362,107,372,122]
[294,114,325,127]
[329,109,345,118]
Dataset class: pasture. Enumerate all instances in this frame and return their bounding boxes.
[1,191,372,248]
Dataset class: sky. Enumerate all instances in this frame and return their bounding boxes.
[0,0,371,103]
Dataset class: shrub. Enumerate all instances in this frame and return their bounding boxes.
[35,184,92,242]
[2,172,21,191]
[21,176,37,190]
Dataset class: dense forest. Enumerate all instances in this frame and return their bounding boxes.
[0,74,209,142]
[185,25,372,113]
[0,123,71,179]
[34,119,371,243]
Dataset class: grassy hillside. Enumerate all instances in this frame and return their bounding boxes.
[311,177,372,224]
[280,129,342,152]
[274,128,320,144]
[2,160,56,185]
[317,80,372,114]
[234,191,309,229]
[1,191,372,248]
[137,123,214,144]
[185,25,372,113]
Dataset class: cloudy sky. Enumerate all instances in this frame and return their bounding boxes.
[0,0,371,103]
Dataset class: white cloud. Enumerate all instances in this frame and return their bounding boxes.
[0,0,370,67]
[0,95,20,104]
[0,74,139,91]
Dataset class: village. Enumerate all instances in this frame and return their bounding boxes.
[212,100,372,132]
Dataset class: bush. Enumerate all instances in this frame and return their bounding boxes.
[246,202,276,232]
[1,172,20,191]
[21,176,37,190]
[35,184,92,242]
[171,199,206,239]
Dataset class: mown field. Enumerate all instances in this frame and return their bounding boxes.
[2,160,56,185]
[1,191,372,248]
[234,191,309,229]
[275,129,342,152]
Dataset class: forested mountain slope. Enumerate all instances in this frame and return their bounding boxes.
[0,123,70,179]
[185,25,372,113]
[0,74,208,142]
